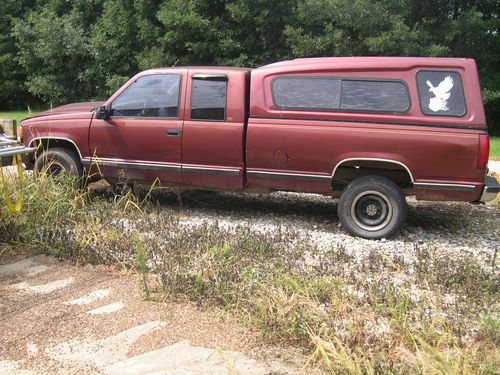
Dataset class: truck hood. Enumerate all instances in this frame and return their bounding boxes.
[35,101,104,117]
[20,101,104,125]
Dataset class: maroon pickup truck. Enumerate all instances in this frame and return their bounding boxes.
[19,57,499,239]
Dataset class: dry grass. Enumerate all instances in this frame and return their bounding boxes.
[1,172,498,374]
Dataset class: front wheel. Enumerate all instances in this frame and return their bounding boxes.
[34,147,83,179]
[338,175,406,239]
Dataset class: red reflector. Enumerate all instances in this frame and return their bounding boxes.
[478,134,489,169]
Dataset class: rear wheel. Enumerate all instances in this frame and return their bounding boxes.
[338,175,406,239]
[34,147,83,179]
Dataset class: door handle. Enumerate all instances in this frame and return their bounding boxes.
[166,129,182,137]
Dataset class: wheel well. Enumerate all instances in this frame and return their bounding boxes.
[332,160,413,192]
[28,138,82,167]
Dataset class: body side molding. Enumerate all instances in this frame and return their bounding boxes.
[29,137,84,160]
[413,182,476,191]
[331,157,415,183]
[247,170,331,182]
[182,165,240,175]
[82,157,181,172]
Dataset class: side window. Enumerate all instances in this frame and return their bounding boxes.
[341,80,409,112]
[416,71,466,117]
[271,76,410,113]
[111,74,180,118]
[272,77,341,109]
[190,76,227,121]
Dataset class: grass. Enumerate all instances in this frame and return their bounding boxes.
[490,137,500,160]
[1,172,498,374]
[0,110,40,123]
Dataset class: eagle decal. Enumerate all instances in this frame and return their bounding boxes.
[426,76,454,112]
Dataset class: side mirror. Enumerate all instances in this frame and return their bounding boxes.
[95,105,110,120]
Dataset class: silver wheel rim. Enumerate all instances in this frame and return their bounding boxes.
[350,190,393,232]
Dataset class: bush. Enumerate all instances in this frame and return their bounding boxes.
[483,90,500,136]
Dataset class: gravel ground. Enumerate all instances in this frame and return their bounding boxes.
[141,187,499,270]
[136,188,498,338]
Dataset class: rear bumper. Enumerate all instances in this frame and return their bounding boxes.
[480,175,500,202]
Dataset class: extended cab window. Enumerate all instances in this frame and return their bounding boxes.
[272,77,409,113]
[190,75,227,121]
[416,71,466,117]
[111,74,180,118]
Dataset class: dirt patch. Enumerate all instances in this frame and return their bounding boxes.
[0,254,296,374]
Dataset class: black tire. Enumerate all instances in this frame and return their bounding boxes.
[338,175,406,239]
[34,147,83,179]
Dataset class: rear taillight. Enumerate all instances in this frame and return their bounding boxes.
[478,134,489,169]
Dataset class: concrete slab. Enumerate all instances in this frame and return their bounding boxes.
[106,340,273,375]
[9,277,74,294]
[0,258,49,277]
[87,302,124,315]
[65,289,110,306]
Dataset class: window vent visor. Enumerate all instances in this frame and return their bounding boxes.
[191,74,227,81]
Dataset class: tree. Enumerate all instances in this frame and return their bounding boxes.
[90,0,139,95]
[218,0,297,66]
[0,0,38,109]
[284,0,446,57]
[13,3,100,105]
[153,0,223,66]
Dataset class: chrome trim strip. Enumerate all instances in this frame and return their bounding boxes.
[84,158,241,175]
[84,157,181,172]
[182,165,240,176]
[413,182,475,191]
[247,170,331,182]
[331,157,414,182]
[28,137,84,160]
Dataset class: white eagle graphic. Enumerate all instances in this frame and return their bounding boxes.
[426,76,454,112]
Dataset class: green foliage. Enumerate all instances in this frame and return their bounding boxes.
[1,0,499,129]
[13,4,98,104]
[490,136,500,158]
[220,0,297,66]
[284,0,442,57]
[483,90,500,135]
[0,0,38,109]
[89,0,139,96]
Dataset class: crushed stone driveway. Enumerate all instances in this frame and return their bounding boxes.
[489,160,500,173]
[0,255,295,375]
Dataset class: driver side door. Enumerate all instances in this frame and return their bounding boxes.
[89,72,186,184]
